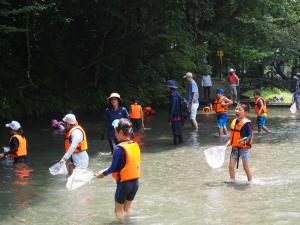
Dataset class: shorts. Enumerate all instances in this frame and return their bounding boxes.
[115,179,139,204]
[217,113,228,128]
[230,147,250,160]
[257,116,267,128]
[229,84,237,97]
[190,102,199,120]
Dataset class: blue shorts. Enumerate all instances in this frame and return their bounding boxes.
[115,179,139,204]
[230,147,250,160]
[217,113,228,128]
[257,116,267,128]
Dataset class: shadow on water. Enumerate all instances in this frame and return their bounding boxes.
[205,181,251,191]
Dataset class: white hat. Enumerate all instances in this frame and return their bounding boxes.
[107,93,122,101]
[229,68,235,73]
[183,72,193,78]
[5,121,21,130]
[62,114,77,124]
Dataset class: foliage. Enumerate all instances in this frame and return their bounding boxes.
[1,0,300,119]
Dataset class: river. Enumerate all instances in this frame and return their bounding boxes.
[0,108,299,225]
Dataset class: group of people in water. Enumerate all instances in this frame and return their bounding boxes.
[1,69,300,223]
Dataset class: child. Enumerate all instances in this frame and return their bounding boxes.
[166,80,184,145]
[254,90,271,134]
[0,121,27,163]
[228,103,253,182]
[129,99,144,131]
[213,89,233,136]
[96,118,141,223]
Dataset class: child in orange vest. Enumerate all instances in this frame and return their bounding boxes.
[254,90,271,134]
[228,103,253,182]
[0,121,27,163]
[129,99,144,131]
[96,118,141,223]
[213,89,233,136]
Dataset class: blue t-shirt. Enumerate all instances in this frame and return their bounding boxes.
[105,107,129,138]
[103,146,126,176]
[187,79,199,103]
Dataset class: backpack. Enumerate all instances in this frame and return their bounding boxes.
[180,98,189,120]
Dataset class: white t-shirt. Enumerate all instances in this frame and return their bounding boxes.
[202,75,212,87]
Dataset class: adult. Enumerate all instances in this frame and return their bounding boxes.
[166,80,183,145]
[294,72,300,92]
[96,118,141,223]
[0,121,27,163]
[202,73,212,103]
[59,114,89,175]
[183,72,199,130]
[129,98,144,131]
[105,93,129,153]
[227,68,239,104]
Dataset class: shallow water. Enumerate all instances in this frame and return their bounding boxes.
[0,108,300,225]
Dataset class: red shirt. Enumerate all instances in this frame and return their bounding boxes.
[227,73,238,84]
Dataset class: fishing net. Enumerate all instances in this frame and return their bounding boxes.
[204,146,226,169]
[290,103,297,114]
[66,168,94,191]
[49,162,68,175]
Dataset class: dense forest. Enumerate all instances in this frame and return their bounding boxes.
[1,0,300,119]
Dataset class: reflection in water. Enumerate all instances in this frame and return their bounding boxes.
[14,163,33,186]
[188,130,200,147]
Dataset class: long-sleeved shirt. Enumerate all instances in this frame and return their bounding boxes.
[169,90,182,122]
[63,129,83,159]
[202,75,212,87]
[4,136,19,155]
[105,107,129,139]
[103,145,126,176]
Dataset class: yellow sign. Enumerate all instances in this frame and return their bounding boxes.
[217,50,224,57]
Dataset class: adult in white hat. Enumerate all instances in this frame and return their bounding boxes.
[0,121,27,163]
[227,68,239,104]
[183,72,199,129]
[59,113,89,174]
[104,93,129,153]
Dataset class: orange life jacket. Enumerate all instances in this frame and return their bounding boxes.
[112,141,141,182]
[229,118,252,148]
[130,103,142,119]
[254,97,267,114]
[214,96,228,113]
[9,134,27,158]
[65,125,88,153]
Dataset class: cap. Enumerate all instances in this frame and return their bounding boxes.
[5,121,21,130]
[107,93,122,101]
[112,119,120,128]
[182,72,193,78]
[216,89,224,94]
[229,68,235,73]
[62,114,77,124]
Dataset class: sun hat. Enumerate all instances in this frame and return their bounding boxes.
[166,80,178,89]
[62,114,77,125]
[107,93,122,101]
[182,72,193,78]
[5,121,21,130]
[216,89,224,94]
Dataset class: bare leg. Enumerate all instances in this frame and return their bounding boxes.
[67,163,75,176]
[228,158,237,181]
[191,119,198,129]
[242,159,252,182]
[218,128,224,136]
[223,128,228,135]
[258,128,262,135]
[262,126,271,133]
[115,201,125,223]
[124,200,133,218]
